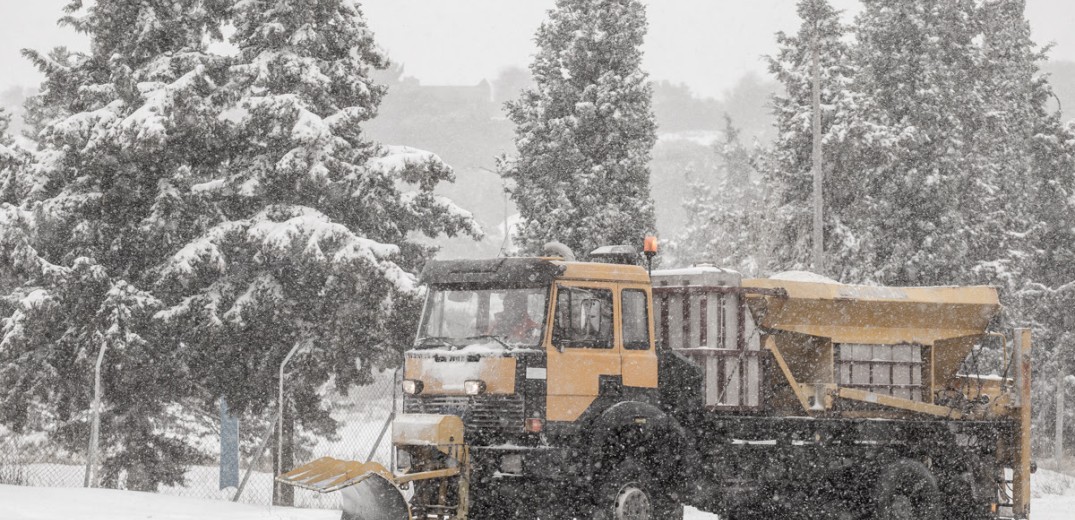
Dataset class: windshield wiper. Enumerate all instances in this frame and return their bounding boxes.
[462,335,512,350]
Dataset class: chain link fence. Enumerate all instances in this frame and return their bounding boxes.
[291,369,400,509]
[0,368,400,511]
[0,426,86,489]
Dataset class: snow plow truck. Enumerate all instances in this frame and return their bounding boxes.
[277,241,1035,520]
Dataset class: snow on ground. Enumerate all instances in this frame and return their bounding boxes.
[683,468,1075,520]
[4,468,1073,519]
[1032,467,1074,497]
[1028,473,1075,520]
[2,375,400,512]
[0,484,338,520]
[684,499,1075,520]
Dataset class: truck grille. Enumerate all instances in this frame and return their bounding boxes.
[404,394,526,434]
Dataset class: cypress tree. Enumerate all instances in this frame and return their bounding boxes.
[849,0,989,285]
[763,0,867,278]
[501,0,657,259]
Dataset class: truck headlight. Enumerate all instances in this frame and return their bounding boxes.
[524,417,544,433]
[463,380,486,395]
[396,448,412,471]
[402,379,424,395]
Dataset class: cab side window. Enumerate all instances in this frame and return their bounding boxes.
[554,286,613,349]
[622,289,650,350]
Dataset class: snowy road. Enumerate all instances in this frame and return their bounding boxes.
[0,484,338,520]
[3,477,1073,520]
[683,499,1075,520]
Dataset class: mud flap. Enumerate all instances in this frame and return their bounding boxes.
[276,456,411,520]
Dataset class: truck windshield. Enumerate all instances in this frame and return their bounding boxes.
[418,287,549,348]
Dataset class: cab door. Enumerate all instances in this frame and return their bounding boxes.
[545,282,621,422]
[619,286,658,389]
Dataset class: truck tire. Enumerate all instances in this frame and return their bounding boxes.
[938,453,994,520]
[592,459,683,520]
[872,459,941,520]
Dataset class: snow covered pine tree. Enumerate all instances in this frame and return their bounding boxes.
[848,0,998,286]
[763,0,864,278]
[0,0,229,490]
[763,0,1075,447]
[0,107,24,204]
[153,0,481,484]
[1,0,480,491]
[972,0,1075,441]
[500,0,657,260]
[671,116,769,275]
[763,0,1075,289]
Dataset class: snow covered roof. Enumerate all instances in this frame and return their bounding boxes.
[652,264,742,287]
[770,270,841,284]
[420,257,564,287]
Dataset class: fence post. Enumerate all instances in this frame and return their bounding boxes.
[1058,367,1066,471]
[1012,328,1032,519]
[233,416,275,502]
[274,342,303,506]
[220,398,240,490]
[83,344,107,488]
[275,401,294,506]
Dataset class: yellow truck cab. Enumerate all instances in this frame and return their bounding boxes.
[408,256,658,426]
[400,255,687,518]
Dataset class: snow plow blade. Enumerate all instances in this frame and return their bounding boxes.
[276,457,410,520]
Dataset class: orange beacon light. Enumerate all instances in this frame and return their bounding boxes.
[643,236,658,254]
[643,236,658,275]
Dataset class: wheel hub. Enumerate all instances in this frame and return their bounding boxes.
[889,495,914,520]
[614,485,651,520]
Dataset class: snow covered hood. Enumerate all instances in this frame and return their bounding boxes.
[404,342,521,395]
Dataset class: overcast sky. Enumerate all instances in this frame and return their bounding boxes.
[2,1,1074,99]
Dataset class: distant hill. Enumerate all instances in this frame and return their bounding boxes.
[361,67,780,257]
[650,73,777,239]
[653,73,777,144]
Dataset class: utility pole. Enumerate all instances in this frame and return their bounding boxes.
[810,3,825,274]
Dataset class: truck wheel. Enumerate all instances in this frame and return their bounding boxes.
[872,460,941,520]
[593,459,682,520]
[939,454,993,520]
